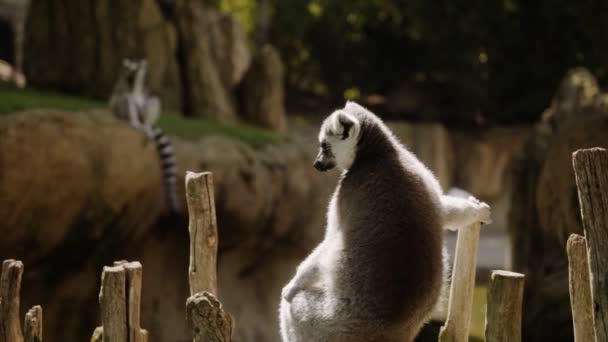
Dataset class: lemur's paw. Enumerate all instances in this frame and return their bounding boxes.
[469,196,492,224]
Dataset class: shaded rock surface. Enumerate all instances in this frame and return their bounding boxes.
[240,45,287,132]
[0,109,530,341]
[24,0,182,110]
[508,67,608,342]
[172,1,246,121]
[24,0,259,124]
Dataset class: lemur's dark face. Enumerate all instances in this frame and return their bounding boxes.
[314,141,336,172]
[121,59,147,87]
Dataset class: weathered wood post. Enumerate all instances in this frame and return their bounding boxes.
[185,171,233,342]
[94,261,147,342]
[567,234,595,342]
[484,270,525,342]
[24,306,43,342]
[573,147,608,341]
[99,266,128,342]
[438,222,481,342]
[0,259,24,342]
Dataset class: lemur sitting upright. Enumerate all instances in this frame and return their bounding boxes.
[279,101,491,342]
[110,59,179,213]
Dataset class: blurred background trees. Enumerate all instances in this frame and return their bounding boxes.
[271,0,608,124]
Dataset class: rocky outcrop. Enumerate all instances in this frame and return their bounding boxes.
[23,0,260,124]
[0,109,334,341]
[24,0,182,109]
[172,1,248,122]
[508,68,608,342]
[240,45,287,132]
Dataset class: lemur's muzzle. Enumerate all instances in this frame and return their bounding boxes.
[313,152,335,172]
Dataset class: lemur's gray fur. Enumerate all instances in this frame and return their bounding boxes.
[279,101,491,342]
[110,59,179,213]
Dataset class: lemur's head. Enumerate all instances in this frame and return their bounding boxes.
[121,59,147,87]
[315,101,366,172]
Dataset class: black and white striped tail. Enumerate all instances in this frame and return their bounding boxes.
[150,126,180,213]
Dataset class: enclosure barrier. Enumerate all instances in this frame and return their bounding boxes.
[0,259,42,342]
[572,147,608,341]
[184,171,233,342]
[567,234,595,342]
[438,222,481,342]
[484,270,524,342]
[438,218,526,342]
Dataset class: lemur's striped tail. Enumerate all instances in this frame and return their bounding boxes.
[150,126,180,213]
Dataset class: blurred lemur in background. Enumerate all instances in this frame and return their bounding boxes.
[279,101,491,342]
[110,59,179,213]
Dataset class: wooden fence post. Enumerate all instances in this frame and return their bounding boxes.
[484,270,525,342]
[186,171,219,296]
[438,222,481,342]
[567,234,595,342]
[99,266,128,342]
[94,261,147,342]
[24,306,43,342]
[0,259,24,342]
[185,171,233,342]
[573,147,608,341]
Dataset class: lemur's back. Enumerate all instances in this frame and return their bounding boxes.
[334,140,444,335]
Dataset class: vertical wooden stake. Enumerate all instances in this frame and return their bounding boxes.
[0,259,24,342]
[567,234,595,342]
[24,306,43,342]
[185,171,233,341]
[439,222,481,342]
[484,270,525,342]
[99,266,127,342]
[573,147,608,341]
[121,262,145,342]
[186,171,219,296]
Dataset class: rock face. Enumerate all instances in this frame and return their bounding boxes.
[24,0,182,109]
[0,109,334,341]
[172,1,246,122]
[240,45,287,132]
[508,68,608,342]
[23,0,257,123]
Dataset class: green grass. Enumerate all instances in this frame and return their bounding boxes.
[158,113,282,145]
[0,87,104,113]
[0,87,282,145]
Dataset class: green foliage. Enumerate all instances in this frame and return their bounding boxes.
[0,88,282,145]
[273,0,608,123]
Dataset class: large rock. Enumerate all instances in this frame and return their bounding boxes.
[24,0,182,110]
[240,45,287,132]
[508,68,608,342]
[0,109,332,341]
[172,1,250,122]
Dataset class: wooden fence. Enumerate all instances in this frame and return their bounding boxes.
[0,148,606,341]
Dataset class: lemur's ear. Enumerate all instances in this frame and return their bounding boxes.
[337,112,360,140]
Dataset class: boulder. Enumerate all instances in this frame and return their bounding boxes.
[172,1,245,122]
[508,68,608,342]
[24,0,182,110]
[0,109,333,341]
[239,45,287,132]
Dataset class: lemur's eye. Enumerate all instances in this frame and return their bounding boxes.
[321,142,329,151]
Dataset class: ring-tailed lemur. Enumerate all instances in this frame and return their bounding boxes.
[110,59,180,213]
[279,101,491,342]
